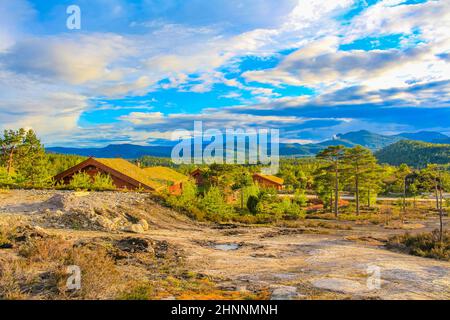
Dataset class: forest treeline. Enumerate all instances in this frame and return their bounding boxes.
[376,140,450,167]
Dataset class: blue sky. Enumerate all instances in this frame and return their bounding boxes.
[0,0,449,147]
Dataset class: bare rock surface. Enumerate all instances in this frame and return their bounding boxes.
[311,278,369,294]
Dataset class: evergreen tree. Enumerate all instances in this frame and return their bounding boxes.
[0,129,50,187]
[395,164,413,223]
[343,146,378,215]
[316,145,346,216]
[420,165,449,242]
[0,128,27,174]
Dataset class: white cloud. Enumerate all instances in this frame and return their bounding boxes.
[3,34,131,84]
[243,34,450,91]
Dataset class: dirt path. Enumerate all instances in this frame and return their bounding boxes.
[1,190,449,300]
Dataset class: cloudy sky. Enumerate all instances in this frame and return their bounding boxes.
[0,0,449,147]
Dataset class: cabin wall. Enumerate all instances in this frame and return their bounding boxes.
[168,182,183,195]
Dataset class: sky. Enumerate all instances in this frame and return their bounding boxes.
[0,0,449,147]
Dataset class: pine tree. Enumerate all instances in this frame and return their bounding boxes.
[343,146,378,215]
[316,145,346,216]
[0,129,50,187]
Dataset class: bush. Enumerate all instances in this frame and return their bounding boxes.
[91,173,115,191]
[63,172,116,191]
[246,195,259,214]
[241,183,260,207]
[387,230,449,261]
[199,186,233,220]
[118,282,154,300]
[68,171,92,190]
[0,167,14,187]
[61,246,121,299]
[165,180,204,220]
[292,189,307,207]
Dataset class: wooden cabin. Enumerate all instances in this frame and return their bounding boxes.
[54,157,162,191]
[53,157,187,194]
[190,168,205,187]
[142,166,189,195]
[252,173,284,191]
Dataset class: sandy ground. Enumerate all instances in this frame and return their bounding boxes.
[0,189,449,300]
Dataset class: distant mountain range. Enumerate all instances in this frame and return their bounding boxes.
[46,130,450,159]
[47,144,174,158]
[280,130,449,156]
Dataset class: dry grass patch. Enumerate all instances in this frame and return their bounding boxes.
[0,222,129,299]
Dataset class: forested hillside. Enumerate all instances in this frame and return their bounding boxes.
[375,140,450,167]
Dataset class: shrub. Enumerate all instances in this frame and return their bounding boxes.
[0,257,31,299]
[199,186,232,220]
[91,173,115,191]
[246,195,259,214]
[60,246,121,299]
[118,282,154,300]
[68,171,92,190]
[0,167,14,187]
[241,183,260,207]
[19,237,71,264]
[292,189,308,207]
[387,230,449,261]
[165,180,205,220]
[283,202,306,220]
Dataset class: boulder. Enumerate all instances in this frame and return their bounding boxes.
[138,219,149,231]
[270,286,302,300]
[96,216,115,231]
[125,224,145,234]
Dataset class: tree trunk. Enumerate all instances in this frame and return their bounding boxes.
[330,191,333,212]
[439,187,444,243]
[401,177,407,224]
[355,174,359,215]
[367,189,370,207]
[435,181,440,210]
[6,147,15,174]
[334,165,339,217]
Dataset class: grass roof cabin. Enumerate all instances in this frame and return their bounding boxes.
[252,173,284,191]
[54,157,165,191]
[142,166,189,195]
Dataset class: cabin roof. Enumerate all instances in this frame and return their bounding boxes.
[190,168,202,175]
[94,158,164,190]
[253,173,284,185]
[142,166,188,184]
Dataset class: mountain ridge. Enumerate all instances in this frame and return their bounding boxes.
[46,130,449,158]
[375,140,450,168]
